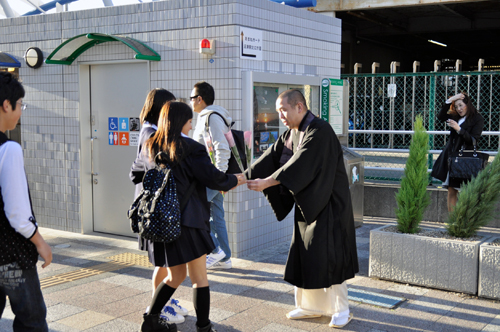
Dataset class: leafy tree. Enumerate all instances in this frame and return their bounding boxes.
[447,147,500,238]
[395,116,430,233]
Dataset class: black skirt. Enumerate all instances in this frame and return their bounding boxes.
[138,226,215,267]
[442,171,469,190]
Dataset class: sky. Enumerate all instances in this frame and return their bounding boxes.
[2,0,154,18]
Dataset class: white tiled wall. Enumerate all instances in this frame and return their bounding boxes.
[0,0,341,257]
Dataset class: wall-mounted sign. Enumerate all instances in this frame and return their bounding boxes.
[240,27,262,60]
[119,132,129,146]
[129,132,140,146]
[321,78,344,135]
[119,117,129,131]
[108,117,118,131]
[129,117,140,131]
[387,83,397,98]
[108,117,140,146]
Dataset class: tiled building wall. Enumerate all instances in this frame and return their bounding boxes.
[0,0,341,257]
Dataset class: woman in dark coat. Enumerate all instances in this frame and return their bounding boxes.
[130,88,189,324]
[431,92,484,212]
[132,102,245,332]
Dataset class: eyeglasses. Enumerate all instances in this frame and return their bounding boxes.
[189,95,199,101]
[17,101,27,111]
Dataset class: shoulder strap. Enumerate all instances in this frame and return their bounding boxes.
[205,111,231,131]
[156,143,197,212]
[460,136,478,154]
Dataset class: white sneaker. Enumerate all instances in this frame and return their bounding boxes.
[208,258,232,270]
[160,305,185,324]
[206,248,226,268]
[168,298,188,316]
[286,308,322,320]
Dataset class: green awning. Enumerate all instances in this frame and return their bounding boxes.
[46,33,161,65]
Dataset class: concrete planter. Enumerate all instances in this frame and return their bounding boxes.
[369,225,486,294]
[478,237,500,299]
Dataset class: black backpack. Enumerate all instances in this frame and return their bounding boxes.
[128,152,195,243]
[205,112,247,174]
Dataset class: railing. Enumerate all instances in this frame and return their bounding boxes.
[349,130,498,180]
[343,71,500,181]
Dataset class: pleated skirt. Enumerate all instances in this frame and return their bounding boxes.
[138,226,215,267]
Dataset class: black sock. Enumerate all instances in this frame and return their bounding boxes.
[193,286,210,328]
[148,282,176,315]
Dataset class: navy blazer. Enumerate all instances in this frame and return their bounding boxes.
[130,137,237,230]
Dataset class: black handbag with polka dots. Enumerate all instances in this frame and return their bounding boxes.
[128,152,195,243]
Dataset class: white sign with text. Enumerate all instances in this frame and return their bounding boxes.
[240,27,263,60]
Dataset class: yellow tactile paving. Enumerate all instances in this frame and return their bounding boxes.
[106,252,153,268]
[40,261,134,289]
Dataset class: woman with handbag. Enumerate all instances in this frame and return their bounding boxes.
[133,101,246,332]
[431,92,485,212]
[130,88,189,324]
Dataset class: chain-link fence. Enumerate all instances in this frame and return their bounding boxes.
[342,71,500,182]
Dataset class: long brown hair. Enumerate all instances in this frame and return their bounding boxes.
[144,101,193,163]
[449,91,479,118]
[139,88,176,125]
[459,92,479,118]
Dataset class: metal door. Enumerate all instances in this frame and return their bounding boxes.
[89,62,149,236]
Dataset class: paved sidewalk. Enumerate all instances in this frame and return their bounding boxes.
[1,218,500,332]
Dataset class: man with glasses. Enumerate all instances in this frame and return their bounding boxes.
[0,71,52,331]
[191,81,233,270]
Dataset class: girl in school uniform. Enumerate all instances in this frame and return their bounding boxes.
[133,101,245,332]
[130,88,188,324]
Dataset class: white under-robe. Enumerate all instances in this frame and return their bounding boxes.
[294,282,350,318]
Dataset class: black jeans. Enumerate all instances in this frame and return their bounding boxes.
[0,262,48,332]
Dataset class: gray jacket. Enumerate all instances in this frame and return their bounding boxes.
[192,105,232,173]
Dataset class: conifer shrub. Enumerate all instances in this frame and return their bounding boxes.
[447,148,500,238]
[395,116,430,233]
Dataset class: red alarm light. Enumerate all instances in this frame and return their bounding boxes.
[199,39,215,55]
[200,39,211,49]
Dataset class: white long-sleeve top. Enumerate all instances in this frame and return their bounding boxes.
[0,141,37,239]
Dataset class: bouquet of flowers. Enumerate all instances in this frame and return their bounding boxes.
[203,132,225,196]
[224,131,246,176]
[203,131,216,166]
[244,131,252,179]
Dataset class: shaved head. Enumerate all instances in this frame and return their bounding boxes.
[278,89,307,108]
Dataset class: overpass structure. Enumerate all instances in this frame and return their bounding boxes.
[310,0,500,73]
[314,0,487,11]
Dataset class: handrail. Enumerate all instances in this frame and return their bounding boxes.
[351,147,498,156]
[349,129,500,135]
[341,71,500,78]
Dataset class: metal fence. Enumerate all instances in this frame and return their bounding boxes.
[342,71,500,182]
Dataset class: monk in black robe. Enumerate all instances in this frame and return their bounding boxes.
[247,89,358,329]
